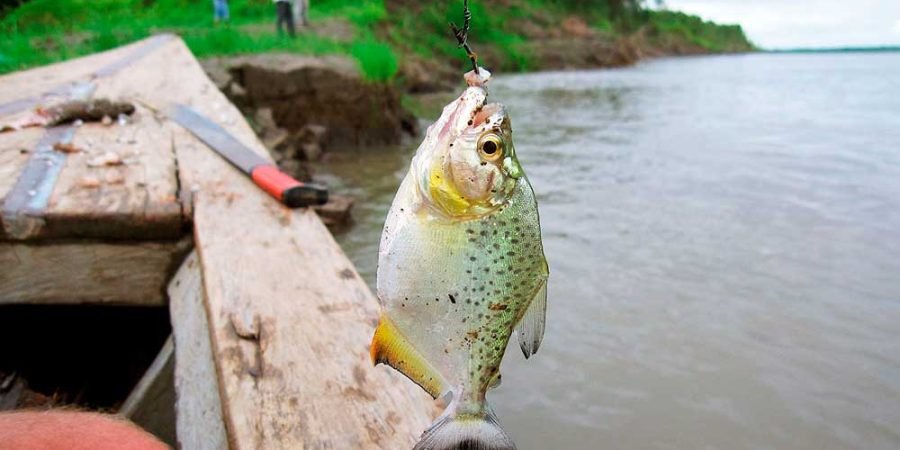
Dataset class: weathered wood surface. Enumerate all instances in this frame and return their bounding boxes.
[168,251,228,450]
[0,240,187,305]
[151,38,434,448]
[0,36,184,241]
[39,111,183,240]
[120,335,177,447]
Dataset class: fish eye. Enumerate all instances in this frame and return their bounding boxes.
[478,133,504,161]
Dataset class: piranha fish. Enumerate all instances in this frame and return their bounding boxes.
[371,68,549,450]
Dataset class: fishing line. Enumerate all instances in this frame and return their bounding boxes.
[450,0,480,74]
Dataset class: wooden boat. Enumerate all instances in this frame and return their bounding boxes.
[0,35,431,449]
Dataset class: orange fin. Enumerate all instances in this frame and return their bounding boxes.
[371,315,448,399]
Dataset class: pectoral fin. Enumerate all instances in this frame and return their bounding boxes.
[516,279,547,359]
[371,315,448,399]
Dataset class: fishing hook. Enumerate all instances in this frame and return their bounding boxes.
[450,0,479,74]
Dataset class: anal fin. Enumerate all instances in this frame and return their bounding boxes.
[371,315,448,399]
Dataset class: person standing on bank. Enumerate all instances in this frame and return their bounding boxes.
[213,0,229,23]
[293,0,309,27]
[274,0,296,37]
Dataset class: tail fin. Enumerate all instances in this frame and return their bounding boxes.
[412,406,516,450]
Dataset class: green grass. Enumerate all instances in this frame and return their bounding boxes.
[0,0,397,79]
[350,39,398,82]
[309,0,386,29]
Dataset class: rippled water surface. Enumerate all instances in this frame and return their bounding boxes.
[318,52,900,450]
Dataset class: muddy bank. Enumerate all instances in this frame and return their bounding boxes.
[202,53,418,153]
[394,15,743,94]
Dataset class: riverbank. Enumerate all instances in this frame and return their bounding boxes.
[0,0,755,91]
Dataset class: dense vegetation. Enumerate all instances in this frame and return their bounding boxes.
[0,0,754,79]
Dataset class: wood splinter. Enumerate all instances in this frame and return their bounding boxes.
[41,99,136,126]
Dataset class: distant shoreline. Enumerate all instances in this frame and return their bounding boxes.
[765,46,900,54]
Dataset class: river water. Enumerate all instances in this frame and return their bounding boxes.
[318,52,900,450]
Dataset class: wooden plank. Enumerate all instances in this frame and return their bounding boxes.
[39,110,183,240]
[150,39,434,448]
[168,251,228,450]
[120,335,177,448]
[0,239,189,305]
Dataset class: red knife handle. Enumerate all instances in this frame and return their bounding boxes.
[250,165,329,208]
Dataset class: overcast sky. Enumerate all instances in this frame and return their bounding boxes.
[662,0,900,49]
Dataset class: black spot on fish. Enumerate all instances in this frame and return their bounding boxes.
[469,256,476,261]
[449,294,457,304]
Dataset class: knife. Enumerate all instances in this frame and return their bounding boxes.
[169,103,328,208]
